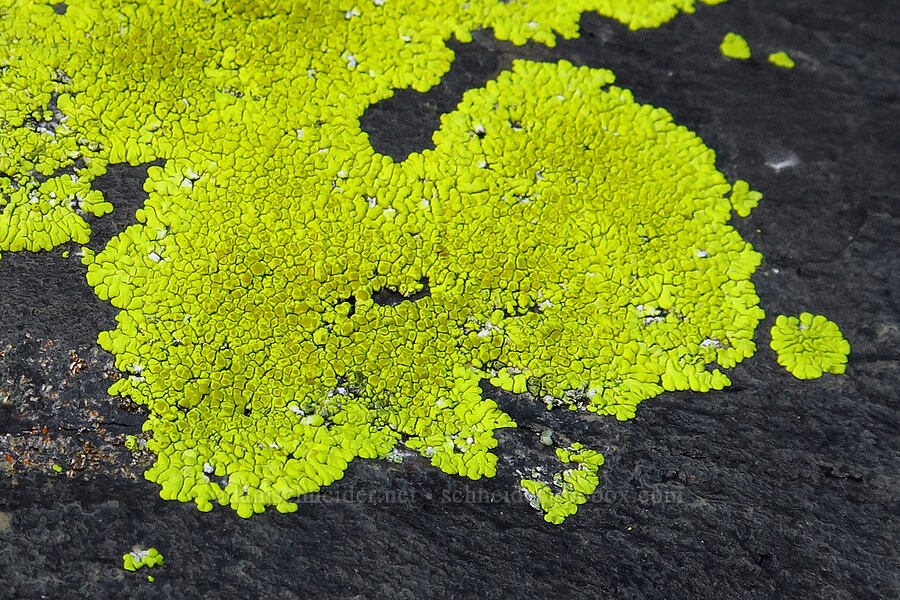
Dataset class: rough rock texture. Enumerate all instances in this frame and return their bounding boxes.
[1,0,897,598]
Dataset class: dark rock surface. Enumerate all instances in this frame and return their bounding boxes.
[1,0,897,598]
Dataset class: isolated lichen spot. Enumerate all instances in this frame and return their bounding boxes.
[770,313,850,379]
[122,547,164,572]
[720,32,752,60]
[768,51,796,69]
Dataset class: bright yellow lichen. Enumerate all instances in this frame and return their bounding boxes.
[768,51,796,69]
[521,443,605,524]
[2,0,829,525]
[0,1,728,260]
[770,313,850,379]
[729,179,762,218]
[122,547,164,572]
[720,33,751,60]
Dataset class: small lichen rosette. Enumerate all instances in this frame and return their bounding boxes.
[770,313,850,379]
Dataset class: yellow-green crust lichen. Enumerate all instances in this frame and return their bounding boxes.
[768,51,796,69]
[770,313,850,379]
[729,180,762,218]
[1,0,831,525]
[84,58,765,518]
[122,547,164,572]
[521,443,605,524]
[0,1,730,262]
[720,33,751,60]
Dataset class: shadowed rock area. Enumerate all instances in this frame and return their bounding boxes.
[1,0,898,598]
